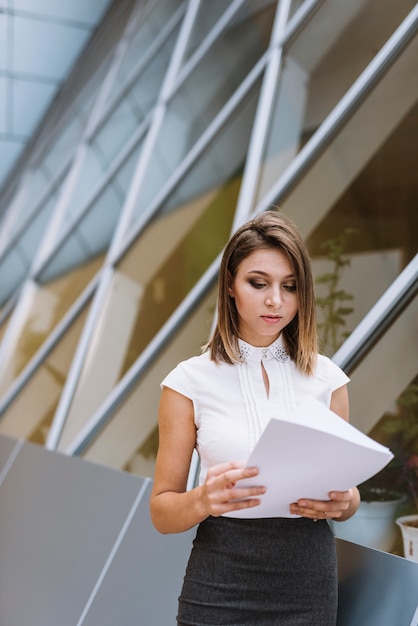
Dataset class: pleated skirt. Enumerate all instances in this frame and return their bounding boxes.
[177,516,337,626]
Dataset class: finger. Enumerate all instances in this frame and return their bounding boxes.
[329,489,353,502]
[207,460,246,478]
[290,500,337,519]
[215,494,264,515]
[222,466,259,488]
[225,485,266,501]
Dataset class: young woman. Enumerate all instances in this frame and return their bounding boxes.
[150,211,360,625]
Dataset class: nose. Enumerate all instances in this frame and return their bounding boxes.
[265,287,282,308]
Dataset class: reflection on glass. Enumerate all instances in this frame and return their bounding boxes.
[332,295,418,556]
[40,141,143,285]
[0,302,90,445]
[0,245,31,308]
[0,180,64,307]
[64,28,178,224]
[41,109,89,182]
[57,80,262,450]
[79,286,217,474]
[109,0,183,99]
[0,256,102,396]
[182,0,233,62]
[130,0,275,221]
[308,98,418,354]
[0,310,11,345]
[1,41,112,244]
[255,0,414,205]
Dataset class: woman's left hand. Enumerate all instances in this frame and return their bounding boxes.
[290,487,360,522]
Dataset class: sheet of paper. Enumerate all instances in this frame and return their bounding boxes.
[224,396,393,519]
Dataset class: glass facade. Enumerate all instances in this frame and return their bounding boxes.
[0,0,417,558]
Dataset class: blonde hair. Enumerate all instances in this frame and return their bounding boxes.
[207,211,318,375]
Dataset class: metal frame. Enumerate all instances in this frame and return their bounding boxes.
[255,2,418,213]
[333,255,418,373]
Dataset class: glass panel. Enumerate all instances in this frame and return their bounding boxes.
[0,27,113,255]
[0,302,91,445]
[13,15,90,78]
[0,245,28,306]
[255,0,414,205]
[0,15,6,72]
[13,78,58,137]
[0,140,24,186]
[61,27,178,228]
[275,32,418,355]
[130,0,275,222]
[14,0,112,24]
[182,0,234,62]
[41,111,86,180]
[17,192,60,260]
[39,140,142,283]
[0,183,62,300]
[330,295,418,556]
[108,0,184,100]
[0,75,6,131]
[0,256,102,396]
[79,286,217,473]
[57,79,262,450]
[0,310,12,345]
[0,167,54,249]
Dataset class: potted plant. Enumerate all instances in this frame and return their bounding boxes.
[391,384,418,561]
[358,382,418,558]
[396,455,418,561]
[329,482,406,552]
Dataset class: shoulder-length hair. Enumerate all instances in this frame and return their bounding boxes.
[207,210,317,375]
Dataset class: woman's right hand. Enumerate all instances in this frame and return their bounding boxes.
[199,461,266,517]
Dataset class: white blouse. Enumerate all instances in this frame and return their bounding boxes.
[161,335,350,486]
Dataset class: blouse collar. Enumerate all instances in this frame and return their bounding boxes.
[237,335,290,363]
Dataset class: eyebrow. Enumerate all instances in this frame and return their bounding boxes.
[246,270,296,279]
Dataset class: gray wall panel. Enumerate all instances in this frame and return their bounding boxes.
[0,437,144,626]
[80,481,194,626]
[337,539,418,625]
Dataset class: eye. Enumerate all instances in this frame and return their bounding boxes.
[283,283,297,292]
[249,280,266,289]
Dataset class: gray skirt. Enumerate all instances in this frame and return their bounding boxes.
[177,516,337,626]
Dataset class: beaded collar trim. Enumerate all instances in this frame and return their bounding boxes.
[237,337,290,363]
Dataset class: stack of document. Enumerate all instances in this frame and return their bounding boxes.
[225,396,393,518]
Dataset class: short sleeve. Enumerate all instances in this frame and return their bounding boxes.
[322,356,350,391]
[160,362,193,400]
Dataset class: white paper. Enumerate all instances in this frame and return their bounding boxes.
[224,396,393,519]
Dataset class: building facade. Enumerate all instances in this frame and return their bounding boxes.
[0,0,417,557]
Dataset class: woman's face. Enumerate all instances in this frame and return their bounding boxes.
[228,247,298,346]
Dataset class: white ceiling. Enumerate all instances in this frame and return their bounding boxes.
[0,0,112,191]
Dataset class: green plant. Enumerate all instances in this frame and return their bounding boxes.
[361,382,418,511]
[315,228,357,353]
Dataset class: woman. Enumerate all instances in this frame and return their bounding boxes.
[150,211,360,625]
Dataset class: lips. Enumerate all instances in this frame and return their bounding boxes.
[261,315,282,323]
